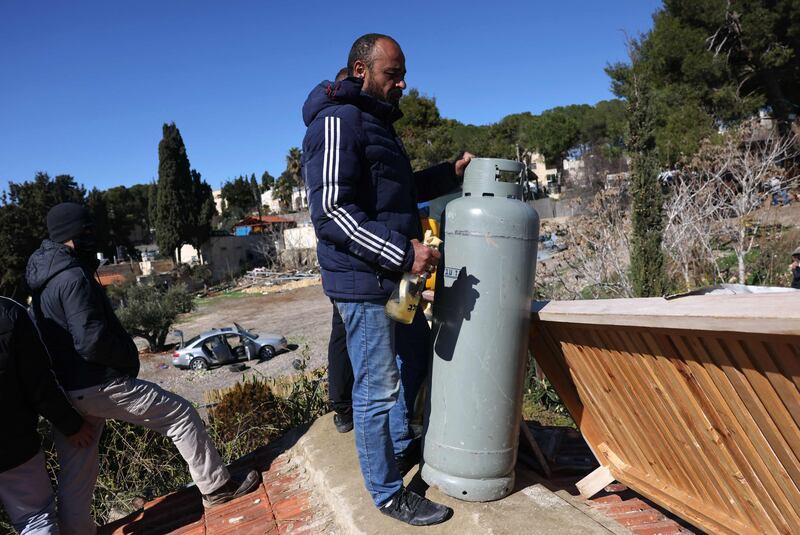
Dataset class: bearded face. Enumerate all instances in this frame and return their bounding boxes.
[364,74,403,106]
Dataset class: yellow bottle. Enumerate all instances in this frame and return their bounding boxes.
[385,231,442,324]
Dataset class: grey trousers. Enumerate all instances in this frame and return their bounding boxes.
[55,377,230,535]
[0,451,59,535]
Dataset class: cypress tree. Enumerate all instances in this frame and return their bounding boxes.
[249,173,262,218]
[189,169,215,261]
[627,55,666,297]
[155,123,193,264]
[260,171,274,191]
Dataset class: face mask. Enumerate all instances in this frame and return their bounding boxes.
[73,227,97,253]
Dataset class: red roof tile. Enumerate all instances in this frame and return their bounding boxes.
[233,215,294,227]
[100,443,331,535]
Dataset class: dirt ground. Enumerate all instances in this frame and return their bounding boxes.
[137,282,332,409]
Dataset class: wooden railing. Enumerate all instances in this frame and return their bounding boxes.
[530,292,800,535]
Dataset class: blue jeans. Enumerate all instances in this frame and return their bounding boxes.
[772,190,790,206]
[335,299,429,506]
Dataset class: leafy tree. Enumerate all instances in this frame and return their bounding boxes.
[0,173,85,297]
[579,100,627,158]
[127,184,154,232]
[116,283,194,351]
[626,45,667,297]
[606,0,800,165]
[85,188,113,260]
[100,184,155,256]
[530,107,582,169]
[155,123,194,264]
[221,175,257,215]
[260,171,275,192]
[397,89,458,169]
[394,90,626,178]
[704,0,800,126]
[272,171,294,211]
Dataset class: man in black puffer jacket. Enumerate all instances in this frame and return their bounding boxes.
[303,34,473,526]
[0,297,93,535]
[26,203,260,535]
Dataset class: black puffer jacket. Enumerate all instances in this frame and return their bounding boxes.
[26,240,139,390]
[0,297,83,472]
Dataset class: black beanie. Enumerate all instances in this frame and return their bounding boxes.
[47,202,93,243]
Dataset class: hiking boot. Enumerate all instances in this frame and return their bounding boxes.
[334,412,353,433]
[379,487,452,526]
[202,470,262,508]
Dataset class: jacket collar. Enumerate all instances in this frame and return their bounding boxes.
[303,77,403,126]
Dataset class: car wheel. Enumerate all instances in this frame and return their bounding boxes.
[189,357,208,371]
[259,345,275,360]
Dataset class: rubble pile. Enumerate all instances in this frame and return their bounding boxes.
[237,268,321,295]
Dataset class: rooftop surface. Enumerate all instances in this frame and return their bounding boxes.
[101,413,695,534]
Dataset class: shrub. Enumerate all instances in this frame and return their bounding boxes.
[526,377,567,415]
[207,348,328,462]
[523,351,572,426]
[116,283,194,351]
[91,420,191,521]
[207,376,285,462]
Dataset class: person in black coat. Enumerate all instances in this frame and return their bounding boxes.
[328,303,354,433]
[0,297,93,535]
[26,203,260,534]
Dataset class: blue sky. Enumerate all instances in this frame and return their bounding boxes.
[0,0,661,192]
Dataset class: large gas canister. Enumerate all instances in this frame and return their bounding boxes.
[421,158,539,502]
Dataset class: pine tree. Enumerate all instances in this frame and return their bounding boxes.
[155,123,193,264]
[0,173,85,297]
[626,47,666,297]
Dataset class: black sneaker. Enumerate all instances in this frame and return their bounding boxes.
[379,487,452,526]
[202,470,262,508]
[334,412,353,433]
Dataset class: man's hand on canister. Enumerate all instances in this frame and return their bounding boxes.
[455,152,476,178]
[410,239,441,276]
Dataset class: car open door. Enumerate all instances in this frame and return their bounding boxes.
[234,323,259,359]
[208,335,234,364]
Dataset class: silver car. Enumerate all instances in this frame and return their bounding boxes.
[171,323,288,371]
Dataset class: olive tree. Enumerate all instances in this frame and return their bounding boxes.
[116,283,194,351]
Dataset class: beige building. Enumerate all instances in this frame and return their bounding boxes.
[261,187,308,213]
[283,225,317,250]
[520,151,559,197]
[178,235,263,282]
[212,189,225,214]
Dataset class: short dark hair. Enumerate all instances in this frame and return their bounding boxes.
[335,67,349,81]
[347,33,396,76]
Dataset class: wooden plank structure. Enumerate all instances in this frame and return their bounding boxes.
[530,292,800,535]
